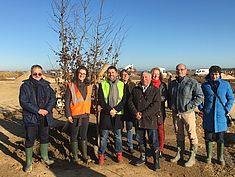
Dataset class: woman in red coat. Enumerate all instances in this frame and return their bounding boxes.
[151,67,168,158]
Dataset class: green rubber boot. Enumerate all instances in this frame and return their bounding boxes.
[80,140,91,164]
[71,141,80,164]
[185,144,197,167]
[24,147,33,172]
[40,143,54,165]
[217,143,225,166]
[171,141,185,163]
[205,141,212,164]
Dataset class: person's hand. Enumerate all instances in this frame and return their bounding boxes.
[38,109,48,117]
[136,112,142,120]
[198,111,203,118]
[110,108,117,117]
[68,116,73,123]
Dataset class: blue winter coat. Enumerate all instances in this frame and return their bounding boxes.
[19,78,56,126]
[201,78,234,132]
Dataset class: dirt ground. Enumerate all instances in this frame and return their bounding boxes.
[1,79,235,177]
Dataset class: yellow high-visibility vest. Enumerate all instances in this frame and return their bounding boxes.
[101,80,124,115]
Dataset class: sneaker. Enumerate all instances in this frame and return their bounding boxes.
[98,154,104,165]
[117,152,123,163]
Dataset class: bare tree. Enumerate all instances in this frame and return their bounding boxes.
[51,0,126,118]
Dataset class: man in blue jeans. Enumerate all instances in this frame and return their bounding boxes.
[98,66,126,165]
[128,71,162,171]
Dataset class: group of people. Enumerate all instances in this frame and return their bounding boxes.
[19,63,234,172]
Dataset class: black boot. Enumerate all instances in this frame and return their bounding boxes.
[153,149,160,171]
[80,140,91,164]
[135,146,146,166]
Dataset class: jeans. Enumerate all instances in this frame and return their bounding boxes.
[136,128,159,150]
[125,121,133,149]
[99,129,122,154]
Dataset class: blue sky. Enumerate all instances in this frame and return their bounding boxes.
[1,0,235,71]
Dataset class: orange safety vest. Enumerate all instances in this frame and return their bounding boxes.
[68,82,92,116]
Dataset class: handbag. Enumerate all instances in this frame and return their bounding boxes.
[211,86,234,127]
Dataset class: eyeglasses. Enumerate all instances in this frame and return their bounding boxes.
[79,72,86,76]
[32,73,42,76]
[176,68,186,71]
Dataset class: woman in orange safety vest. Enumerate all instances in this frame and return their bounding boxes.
[65,65,92,164]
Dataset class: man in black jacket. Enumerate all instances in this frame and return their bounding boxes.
[128,71,161,171]
[98,66,126,165]
[19,65,56,172]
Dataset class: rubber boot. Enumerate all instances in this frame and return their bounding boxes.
[135,146,146,166]
[71,141,80,164]
[117,152,123,163]
[217,143,225,166]
[185,144,197,167]
[153,149,160,171]
[80,140,91,164]
[98,154,104,165]
[205,141,212,164]
[40,143,54,165]
[171,141,185,163]
[24,147,33,172]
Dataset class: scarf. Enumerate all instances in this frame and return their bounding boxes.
[29,76,49,109]
[152,79,161,88]
[108,79,119,107]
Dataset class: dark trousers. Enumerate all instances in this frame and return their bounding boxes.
[136,128,159,150]
[204,131,225,143]
[25,118,49,148]
[70,117,89,142]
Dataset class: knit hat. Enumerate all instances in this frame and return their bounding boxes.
[209,65,221,74]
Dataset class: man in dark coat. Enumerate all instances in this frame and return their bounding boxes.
[19,64,56,172]
[98,66,126,165]
[128,71,161,171]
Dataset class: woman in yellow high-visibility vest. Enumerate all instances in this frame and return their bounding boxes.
[65,66,92,164]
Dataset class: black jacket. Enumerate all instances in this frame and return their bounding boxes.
[128,83,161,129]
[122,81,136,121]
[19,78,56,126]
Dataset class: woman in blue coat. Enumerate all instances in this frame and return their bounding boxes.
[201,65,234,166]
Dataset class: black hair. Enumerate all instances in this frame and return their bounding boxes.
[120,69,130,76]
[209,65,222,74]
[107,66,117,72]
[31,64,43,73]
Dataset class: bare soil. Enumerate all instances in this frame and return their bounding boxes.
[1,77,235,177]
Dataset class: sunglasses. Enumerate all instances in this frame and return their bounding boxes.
[32,73,42,76]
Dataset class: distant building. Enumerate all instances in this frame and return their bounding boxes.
[194,68,209,76]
